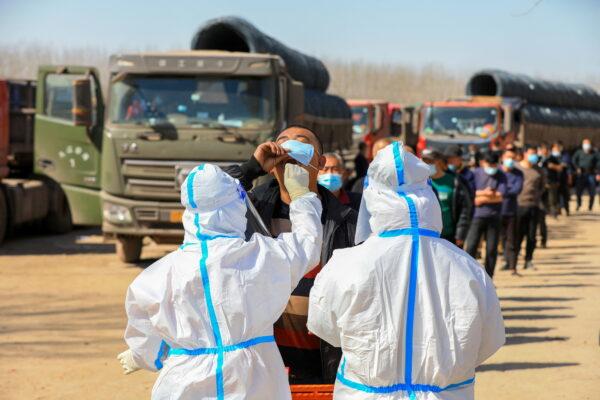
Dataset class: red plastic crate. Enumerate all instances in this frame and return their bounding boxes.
[290,384,334,400]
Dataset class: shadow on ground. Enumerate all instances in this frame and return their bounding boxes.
[505,335,568,345]
[499,296,579,302]
[477,362,579,372]
[0,228,114,256]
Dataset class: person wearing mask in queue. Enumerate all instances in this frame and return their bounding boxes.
[499,148,524,274]
[573,138,600,211]
[515,146,546,270]
[223,125,358,384]
[552,141,573,216]
[421,148,473,247]
[318,152,361,211]
[539,142,562,218]
[354,142,369,180]
[464,152,507,278]
[467,144,482,168]
[444,144,476,197]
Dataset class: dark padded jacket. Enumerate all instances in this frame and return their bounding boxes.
[450,171,474,242]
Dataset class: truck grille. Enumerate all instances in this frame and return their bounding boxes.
[122,159,238,200]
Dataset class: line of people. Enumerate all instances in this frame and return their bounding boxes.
[363,138,599,279]
[117,125,506,399]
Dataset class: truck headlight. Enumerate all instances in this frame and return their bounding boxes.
[103,203,133,225]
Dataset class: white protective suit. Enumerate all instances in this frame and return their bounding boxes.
[307,142,505,400]
[124,163,323,400]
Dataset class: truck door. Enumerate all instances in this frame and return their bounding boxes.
[34,66,104,225]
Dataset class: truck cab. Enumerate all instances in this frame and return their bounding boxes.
[415,96,516,155]
[101,51,292,260]
[348,99,390,144]
[35,51,309,261]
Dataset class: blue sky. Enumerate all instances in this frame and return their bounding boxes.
[1,0,599,80]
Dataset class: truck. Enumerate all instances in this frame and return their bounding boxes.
[0,79,74,244]
[4,17,352,261]
[348,99,416,157]
[412,70,600,155]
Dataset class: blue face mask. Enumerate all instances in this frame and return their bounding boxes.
[317,173,343,192]
[281,140,315,167]
[551,150,561,158]
[503,158,514,169]
[447,164,457,172]
[527,154,539,165]
[484,166,498,176]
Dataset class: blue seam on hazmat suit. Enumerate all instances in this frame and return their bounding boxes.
[168,335,275,356]
[154,340,168,370]
[337,145,475,396]
[379,228,440,238]
[338,357,475,394]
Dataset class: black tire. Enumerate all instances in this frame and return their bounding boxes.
[116,236,143,263]
[0,188,7,244]
[44,191,72,234]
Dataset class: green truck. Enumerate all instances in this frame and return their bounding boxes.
[2,20,352,261]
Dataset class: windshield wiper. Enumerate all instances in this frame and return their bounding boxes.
[432,129,459,137]
[191,121,258,145]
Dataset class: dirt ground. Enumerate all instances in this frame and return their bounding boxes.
[1,204,599,399]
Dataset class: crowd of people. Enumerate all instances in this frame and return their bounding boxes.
[116,126,599,400]
[345,137,600,279]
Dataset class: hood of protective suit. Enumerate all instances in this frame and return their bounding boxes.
[180,164,248,243]
[355,141,442,243]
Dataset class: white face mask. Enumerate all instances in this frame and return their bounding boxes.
[583,143,592,152]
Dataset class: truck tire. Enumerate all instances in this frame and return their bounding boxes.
[0,188,7,244]
[44,192,72,234]
[116,236,143,263]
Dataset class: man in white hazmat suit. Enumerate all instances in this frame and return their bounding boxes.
[117,162,323,399]
[307,141,505,400]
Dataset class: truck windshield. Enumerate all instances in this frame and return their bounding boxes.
[351,106,370,136]
[422,106,498,137]
[109,75,276,128]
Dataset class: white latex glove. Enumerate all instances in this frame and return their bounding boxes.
[117,349,141,375]
[284,163,311,201]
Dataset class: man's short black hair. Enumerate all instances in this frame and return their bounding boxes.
[483,152,500,164]
[279,124,324,154]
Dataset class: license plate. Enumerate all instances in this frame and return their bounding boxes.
[169,210,184,222]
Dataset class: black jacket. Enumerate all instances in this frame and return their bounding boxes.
[572,149,599,175]
[223,157,358,382]
[450,172,474,242]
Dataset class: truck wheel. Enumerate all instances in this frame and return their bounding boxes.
[116,236,143,263]
[45,192,73,234]
[0,189,7,244]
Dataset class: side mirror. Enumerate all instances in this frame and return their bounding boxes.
[72,78,93,127]
[286,79,304,124]
[502,105,513,134]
